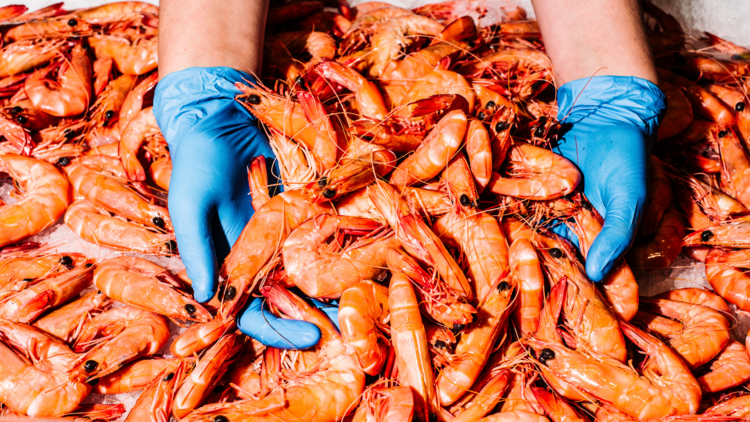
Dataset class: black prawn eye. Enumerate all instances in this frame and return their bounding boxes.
[538,348,555,365]
[549,248,563,258]
[246,94,261,105]
[701,230,714,242]
[68,18,78,27]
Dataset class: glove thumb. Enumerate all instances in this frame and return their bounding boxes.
[586,193,642,282]
[239,298,322,349]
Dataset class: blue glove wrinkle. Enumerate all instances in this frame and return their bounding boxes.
[553,76,666,282]
[239,298,322,350]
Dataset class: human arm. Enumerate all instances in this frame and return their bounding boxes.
[531,0,666,281]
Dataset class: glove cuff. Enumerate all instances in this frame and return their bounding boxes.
[153,67,257,149]
[556,76,666,141]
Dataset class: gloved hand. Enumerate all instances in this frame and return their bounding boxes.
[154,67,328,349]
[552,76,666,282]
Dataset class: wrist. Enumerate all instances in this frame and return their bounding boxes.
[556,75,666,142]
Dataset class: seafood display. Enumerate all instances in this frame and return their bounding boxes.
[2,1,750,421]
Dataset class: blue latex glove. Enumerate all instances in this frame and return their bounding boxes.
[551,76,666,282]
[154,67,327,349]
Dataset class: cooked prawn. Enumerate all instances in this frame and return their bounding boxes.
[509,238,544,336]
[89,35,157,76]
[338,280,390,376]
[24,42,92,117]
[96,356,184,395]
[33,290,112,343]
[94,256,212,322]
[0,154,71,247]
[697,340,750,393]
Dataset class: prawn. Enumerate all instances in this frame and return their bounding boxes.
[64,199,177,255]
[0,39,64,78]
[94,256,212,322]
[564,193,639,321]
[683,217,750,248]
[714,127,750,208]
[66,154,172,230]
[386,248,475,330]
[0,261,93,323]
[236,82,339,173]
[388,267,438,420]
[0,251,91,301]
[488,143,581,200]
[125,362,187,422]
[433,210,509,302]
[118,107,166,182]
[70,306,170,381]
[526,320,701,420]
[435,269,516,406]
[465,119,492,191]
[89,34,158,76]
[0,154,71,247]
[656,81,693,141]
[338,280,390,376]
[282,215,400,298]
[4,15,92,42]
[119,72,158,133]
[33,290,112,343]
[173,333,245,419]
[641,155,673,236]
[478,411,550,422]
[396,70,476,114]
[149,156,172,191]
[697,340,750,393]
[635,297,730,368]
[368,14,444,77]
[171,318,235,357]
[390,109,468,186]
[652,287,730,313]
[303,148,397,202]
[184,282,365,422]
[352,386,414,422]
[96,356,185,395]
[0,320,90,416]
[509,238,544,336]
[316,60,388,120]
[705,248,750,311]
[221,190,333,316]
[368,180,473,301]
[627,207,685,269]
[24,42,92,117]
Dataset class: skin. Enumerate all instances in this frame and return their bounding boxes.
[530,0,657,85]
[159,0,268,77]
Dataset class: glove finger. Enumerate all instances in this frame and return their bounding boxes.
[311,298,340,330]
[215,183,255,257]
[168,191,217,303]
[586,193,642,282]
[238,297,322,350]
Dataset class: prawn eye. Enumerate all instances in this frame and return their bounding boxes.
[22,278,33,282]
[87,378,99,386]
[497,281,510,291]
[549,248,563,258]
[152,216,165,228]
[184,304,196,315]
[223,286,237,301]
[538,348,555,365]
[495,121,509,132]
[485,101,496,109]
[104,110,114,120]
[477,112,486,120]
[214,416,229,422]
[701,230,714,242]
[322,189,336,199]
[361,135,374,141]
[736,102,745,112]
[163,372,175,381]
[534,125,545,138]
[317,176,328,187]
[460,194,472,207]
[433,340,448,350]
[167,240,178,251]
[295,76,306,88]
[581,201,592,211]
[718,130,728,138]
[56,157,70,167]
[164,145,169,152]
[68,18,78,26]
[246,94,261,105]
[60,255,74,269]
[64,128,76,139]
[83,360,98,372]
[532,79,546,90]
[538,116,547,124]
[85,263,94,268]
[451,324,465,334]
[15,115,27,124]
[11,106,22,114]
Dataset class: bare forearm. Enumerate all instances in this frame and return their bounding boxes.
[531,0,657,86]
[159,0,268,79]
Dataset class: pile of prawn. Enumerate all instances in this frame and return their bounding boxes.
[3,0,750,421]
